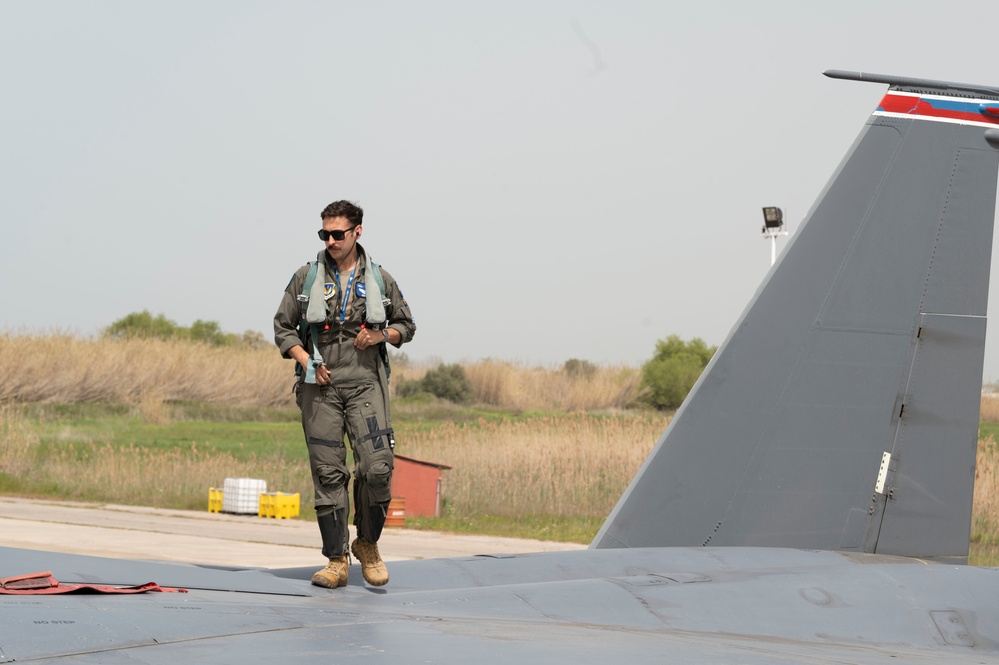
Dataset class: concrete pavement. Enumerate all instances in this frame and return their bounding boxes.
[0,496,585,568]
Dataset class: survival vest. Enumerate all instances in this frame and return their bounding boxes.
[296,251,392,383]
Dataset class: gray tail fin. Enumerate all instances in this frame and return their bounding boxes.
[593,71,999,563]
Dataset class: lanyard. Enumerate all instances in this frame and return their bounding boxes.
[331,263,357,325]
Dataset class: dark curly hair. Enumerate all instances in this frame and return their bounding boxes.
[320,200,363,227]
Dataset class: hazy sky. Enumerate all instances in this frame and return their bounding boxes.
[4,1,999,377]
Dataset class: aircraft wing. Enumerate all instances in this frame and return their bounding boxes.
[3,545,999,663]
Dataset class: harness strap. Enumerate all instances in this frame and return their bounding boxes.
[307,436,346,448]
[299,252,328,384]
[364,255,386,326]
[357,427,395,444]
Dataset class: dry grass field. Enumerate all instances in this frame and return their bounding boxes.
[0,403,312,511]
[3,334,999,561]
[973,396,999,562]
[0,334,294,407]
[0,403,664,526]
[401,413,667,518]
[0,334,651,531]
[0,334,640,412]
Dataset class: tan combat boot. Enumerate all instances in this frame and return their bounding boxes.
[351,537,389,586]
[311,554,349,588]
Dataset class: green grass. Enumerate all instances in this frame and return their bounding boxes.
[23,400,578,465]
[22,399,650,461]
[392,394,528,429]
[981,421,999,444]
[23,401,308,458]
[21,401,302,423]
[24,400,529,463]
[34,414,306,460]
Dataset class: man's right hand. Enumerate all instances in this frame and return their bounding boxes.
[290,345,331,385]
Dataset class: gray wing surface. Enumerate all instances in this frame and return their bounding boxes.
[593,71,999,563]
[6,71,999,663]
[4,545,999,664]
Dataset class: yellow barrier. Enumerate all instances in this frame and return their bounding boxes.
[258,492,301,519]
[208,487,223,513]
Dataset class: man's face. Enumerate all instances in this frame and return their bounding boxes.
[321,216,359,264]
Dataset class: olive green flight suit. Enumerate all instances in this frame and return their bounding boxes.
[274,244,415,558]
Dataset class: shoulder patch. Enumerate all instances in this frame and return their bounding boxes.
[324,283,336,300]
[356,282,366,298]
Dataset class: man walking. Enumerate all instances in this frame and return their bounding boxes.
[274,200,416,588]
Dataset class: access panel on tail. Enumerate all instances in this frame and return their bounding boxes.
[593,71,999,563]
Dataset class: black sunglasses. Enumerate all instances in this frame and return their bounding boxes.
[318,227,356,242]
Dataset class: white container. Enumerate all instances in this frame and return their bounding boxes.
[221,477,267,514]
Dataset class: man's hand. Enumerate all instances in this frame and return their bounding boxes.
[290,344,332,385]
[354,327,386,350]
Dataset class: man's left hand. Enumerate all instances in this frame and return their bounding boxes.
[354,327,384,350]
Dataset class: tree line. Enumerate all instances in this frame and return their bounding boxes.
[104,310,270,349]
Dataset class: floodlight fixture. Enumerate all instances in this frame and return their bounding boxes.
[760,206,789,267]
[762,206,784,231]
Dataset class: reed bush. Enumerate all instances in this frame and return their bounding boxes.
[981,394,999,422]
[0,333,294,407]
[0,334,640,412]
[0,404,39,481]
[463,359,641,411]
[972,435,999,546]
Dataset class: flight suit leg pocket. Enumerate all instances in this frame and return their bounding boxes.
[307,437,349,510]
[353,402,394,506]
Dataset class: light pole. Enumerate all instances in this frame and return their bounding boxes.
[761,206,788,267]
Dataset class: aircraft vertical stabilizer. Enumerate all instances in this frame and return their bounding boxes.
[593,72,999,562]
